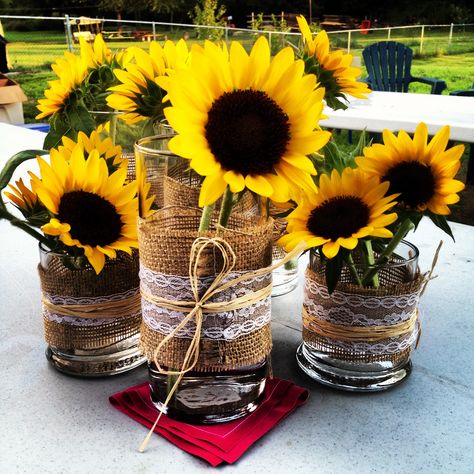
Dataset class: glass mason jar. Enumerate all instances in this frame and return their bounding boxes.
[134,134,177,211]
[138,205,273,423]
[296,240,423,392]
[39,245,145,377]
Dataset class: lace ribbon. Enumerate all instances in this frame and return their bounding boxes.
[141,266,271,341]
[42,288,141,325]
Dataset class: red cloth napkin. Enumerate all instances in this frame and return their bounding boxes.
[109,377,309,466]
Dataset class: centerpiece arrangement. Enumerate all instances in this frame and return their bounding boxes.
[133,35,331,441]
[0,130,149,376]
[279,122,465,391]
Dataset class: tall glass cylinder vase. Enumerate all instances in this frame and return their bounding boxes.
[39,245,145,376]
[296,241,425,391]
[138,207,274,424]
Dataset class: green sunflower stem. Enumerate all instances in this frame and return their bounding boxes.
[0,207,52,248]
[363,240,380,288]
[361,218,415,286]
[217,187,235,228]
[344,252,363,287]
[198,203,215,232]
[109,112,118,146]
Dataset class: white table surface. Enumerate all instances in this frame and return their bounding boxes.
[1,123,474,473]
[321,91,474,143]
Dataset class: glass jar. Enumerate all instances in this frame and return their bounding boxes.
[138,207,274,423]
[39,245,145,377]
[134,134,177,211]
[296,240,423,391]
[88,109,143,153]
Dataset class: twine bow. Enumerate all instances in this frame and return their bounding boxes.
[139,237,306,452]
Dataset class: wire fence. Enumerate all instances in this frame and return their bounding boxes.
[1,14,474,70]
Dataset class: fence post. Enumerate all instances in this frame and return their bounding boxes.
[152,22,156,41]
[268,31,272,50]
[64,15,73,52]
[448,22,454,47]
[387,27,391,40]
[419,25,425,53]
[225,25,228,43]
[347,30,351,53]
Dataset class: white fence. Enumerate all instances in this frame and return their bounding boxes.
[1,14,473,70]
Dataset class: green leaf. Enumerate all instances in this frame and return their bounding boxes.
[427,212,455,241]
[68,104,96,136]
[321,142,345,174]
[0,149,48,191]
[348,129,369,161]
[325,253,343,294]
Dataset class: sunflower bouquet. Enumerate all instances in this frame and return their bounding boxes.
[278,122,465,293]
[36,34,132,149]
[1,130,141,274]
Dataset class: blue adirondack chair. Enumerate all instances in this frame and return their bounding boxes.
[450,85,474,184]
[362,41,447,94]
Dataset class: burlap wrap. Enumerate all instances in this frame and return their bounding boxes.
[138,207,274,371]
[303,254,426,364]
[163,161,256,214]
[39,250,141,351]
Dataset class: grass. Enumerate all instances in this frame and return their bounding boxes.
[11,41,474,124]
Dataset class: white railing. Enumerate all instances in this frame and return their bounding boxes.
[1,14,473,58]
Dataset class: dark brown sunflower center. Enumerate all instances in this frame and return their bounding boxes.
[307,196,370,240]
[383,160,435,208]
[205,89,291,175]
[58,191,123,247]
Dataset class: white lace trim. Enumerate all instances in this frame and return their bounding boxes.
[305,278,421,310]
[304,299,415,326]
[140,265,271,341]
[42,288,140,326]
[309,326,420,355]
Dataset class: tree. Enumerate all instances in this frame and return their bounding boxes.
[191,0,226,40]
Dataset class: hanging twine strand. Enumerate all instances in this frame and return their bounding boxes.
[138,236,305,453]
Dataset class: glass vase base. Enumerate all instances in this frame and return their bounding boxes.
[46,336,146,377]
[296,342,412,392]
[149,362,267,424]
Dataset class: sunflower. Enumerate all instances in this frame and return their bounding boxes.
[58,130,126,172]
[30,148,139,274]
[356,123,465,215]
[278,168,398,259]
[80,33,113,69]
[296,15,370,110]
[107,39,190,124]
[36,52,88,119]
[161,37,331,207]
[4,178,38,212]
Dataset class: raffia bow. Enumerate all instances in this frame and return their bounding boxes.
[139,236,305,452]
